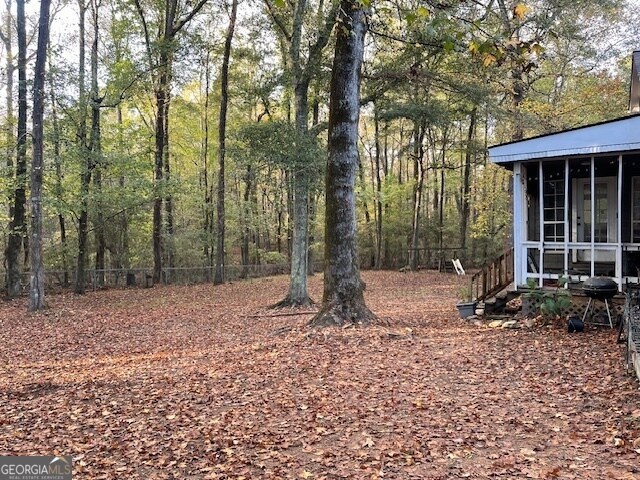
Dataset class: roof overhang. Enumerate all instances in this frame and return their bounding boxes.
[489,114,640,164]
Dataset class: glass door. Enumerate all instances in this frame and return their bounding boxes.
[575,177,617,243]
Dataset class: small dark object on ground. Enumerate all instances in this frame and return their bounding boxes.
[568,316,584,333]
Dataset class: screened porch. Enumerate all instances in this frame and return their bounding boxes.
[514,153,640,289]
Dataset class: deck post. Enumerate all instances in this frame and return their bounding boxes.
[616,154,623,289]
[538,161,544,287]
[564,158,569,281]
[590,156,595,277]
[512,163,523,287]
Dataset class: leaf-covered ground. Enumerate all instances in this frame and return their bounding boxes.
[1,271,639,479]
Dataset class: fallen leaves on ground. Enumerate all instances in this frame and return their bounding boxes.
[0,271,639,479]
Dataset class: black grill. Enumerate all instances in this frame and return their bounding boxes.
[582,276,618,300]
[581,276,617,328]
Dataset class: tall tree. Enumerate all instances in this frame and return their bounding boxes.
[310,0,374,327]
[1,0,14,182]
[266,0,338,307]
[5,0,27,297]
[133,0,210,283]
[74,0,90,294]
[90,0,105,286]
[213,0,238,285]
[29,0,52,310]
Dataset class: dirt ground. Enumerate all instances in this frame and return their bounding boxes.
[0,270,639,479]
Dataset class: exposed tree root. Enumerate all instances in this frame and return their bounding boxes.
[270,296,315,309]
[309,300,377,328]
[245,311,317,318]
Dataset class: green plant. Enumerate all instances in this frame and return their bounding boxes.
[457,283,473,303]
[524,277,572,318]
[259,250,288,265]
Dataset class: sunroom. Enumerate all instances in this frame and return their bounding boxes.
[489,113,640,291]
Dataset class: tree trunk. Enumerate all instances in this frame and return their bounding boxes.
[116,105,130,271]
[90,0,105,287]
[134,0,211,283]
[5,0,27,297]
[310,0,374,328]
[438,132,447,271]
[374,110,383,269]
[358,152,373,268]
[152,67,168,283]
[214,0,238,285]
[49,58,68,287]
[269,0,337,307]
[409,121,426,271]
[2,2,14,251]
[459,107,477,256]
[74,0,90,294]
[163,115,174,283]
[274,84,312,306]
[201,50,212,270]
[29,0,52,311]
[240,164,252,279]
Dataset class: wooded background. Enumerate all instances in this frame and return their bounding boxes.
[0,0,638,296]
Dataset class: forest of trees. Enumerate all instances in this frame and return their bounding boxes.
[0,0,638,302]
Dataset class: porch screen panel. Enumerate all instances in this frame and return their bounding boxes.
[525,165,540,241]
[633,177,640,242]
[542,163,565,242]
[583,181,614,243]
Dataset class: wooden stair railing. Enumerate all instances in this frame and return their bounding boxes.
[470,248,514,302]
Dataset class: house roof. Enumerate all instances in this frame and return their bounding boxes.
[488,113,640,164]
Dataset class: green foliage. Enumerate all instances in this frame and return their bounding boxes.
[524,277,572,319]
[259,250,288,265]
[457,283,473,302]
[232,121,324,172]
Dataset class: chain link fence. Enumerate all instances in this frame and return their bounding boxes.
[2,262,324,294]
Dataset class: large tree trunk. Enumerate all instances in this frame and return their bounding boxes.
[214,0,238,285]
[5,0,27,297]
[90,0,105,287]
[29,0,52,311]
[269,0,337,307]
[310,0,374,328]
[152,65,168,283]
[274,83,312,306]
[74,0,90,294]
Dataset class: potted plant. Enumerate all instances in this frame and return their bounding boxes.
[456,283,477,318]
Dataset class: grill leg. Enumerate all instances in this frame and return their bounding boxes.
[582,298,593,322]
[604,298,613,329]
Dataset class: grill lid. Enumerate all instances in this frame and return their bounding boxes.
[583,276,618,290]
[582,276,618,299]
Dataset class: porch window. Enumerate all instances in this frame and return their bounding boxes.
[543,178,564,241]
